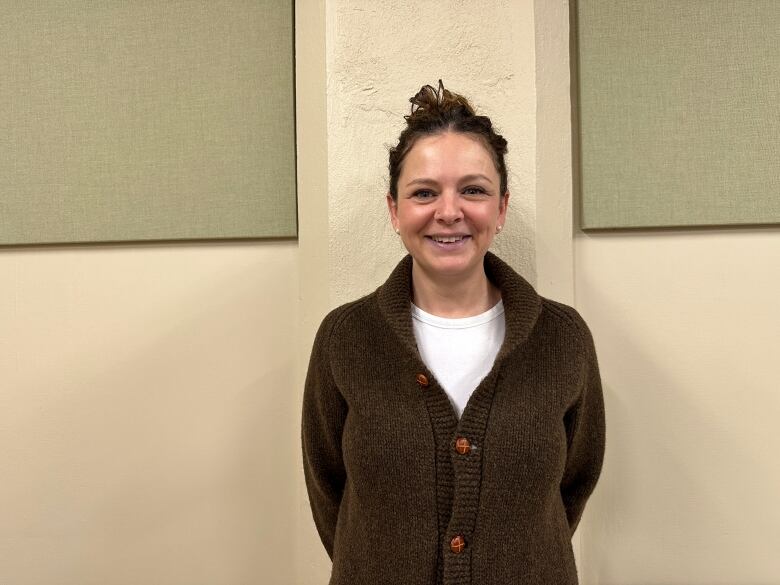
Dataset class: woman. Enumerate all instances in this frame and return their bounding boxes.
[302,81,605,585]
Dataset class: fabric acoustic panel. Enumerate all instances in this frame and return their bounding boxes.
[0,1,296,245]
[576,1,780,229]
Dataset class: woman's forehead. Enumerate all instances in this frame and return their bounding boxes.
[401,133,499,180]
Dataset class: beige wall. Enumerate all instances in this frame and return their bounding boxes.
[0,243,299,585]
[294,0,330,581]
[575,231,780,584]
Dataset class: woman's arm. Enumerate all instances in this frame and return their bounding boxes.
[560,320,606,536]
[301,313,348,559]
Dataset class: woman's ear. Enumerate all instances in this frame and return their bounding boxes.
[386,193,399,232]
[498,191,510,226]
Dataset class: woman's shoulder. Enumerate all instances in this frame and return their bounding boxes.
[313,291,382,347]
[539,296,588,328]
[536,296,596,350]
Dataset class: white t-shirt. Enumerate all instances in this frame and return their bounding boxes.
[411,300,506,419]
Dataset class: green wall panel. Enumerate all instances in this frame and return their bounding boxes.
[0,1,296,245]
[576,1,780,229]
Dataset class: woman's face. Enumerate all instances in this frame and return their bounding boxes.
[387,131,508,283]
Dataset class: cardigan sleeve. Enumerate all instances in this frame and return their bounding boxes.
[301,312,348,559]
[560,318,606,536]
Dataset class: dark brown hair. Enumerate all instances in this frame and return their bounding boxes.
[388,80,508,201]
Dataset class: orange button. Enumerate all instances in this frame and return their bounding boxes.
[455,437,471,455]
[450,535,466,554]
[415,373,429,387]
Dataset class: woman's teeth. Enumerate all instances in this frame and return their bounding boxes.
[432,236,465,243]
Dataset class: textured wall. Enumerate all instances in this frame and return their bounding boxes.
[325,0,538,306]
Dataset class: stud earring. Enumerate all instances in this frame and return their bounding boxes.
[496,225,503,233]
[395,228,400,234]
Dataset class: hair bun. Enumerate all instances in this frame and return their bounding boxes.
[406,79,476,123]
[388,80,508,200]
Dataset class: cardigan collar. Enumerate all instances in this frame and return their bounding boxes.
[376,251,542,362]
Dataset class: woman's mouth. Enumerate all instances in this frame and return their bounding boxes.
[426,235,471,248]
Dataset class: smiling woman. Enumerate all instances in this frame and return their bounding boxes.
[388,131,508,314]
[302,81,606,585]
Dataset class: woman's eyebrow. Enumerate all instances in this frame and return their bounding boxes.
[460,173,493,185]
[405,174,494,188]
[405,178,439,187]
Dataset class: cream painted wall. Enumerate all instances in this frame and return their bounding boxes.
[0,243,299,585]
[534,0,575,305]
[575,231,780,584]
[294,0,331,581]
[325,0,538,307]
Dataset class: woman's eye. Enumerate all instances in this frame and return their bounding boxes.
[413,189,435,199]
[463,186,487,195]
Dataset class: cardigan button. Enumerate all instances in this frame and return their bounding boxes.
[415,373,429,387]
[454,437,471,455]
[450,535,466,554]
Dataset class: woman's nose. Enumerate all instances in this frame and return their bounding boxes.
[434,192,463,224]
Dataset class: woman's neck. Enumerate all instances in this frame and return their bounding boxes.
[411,261,501,318]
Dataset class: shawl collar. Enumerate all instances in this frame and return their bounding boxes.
[376,251,542,362]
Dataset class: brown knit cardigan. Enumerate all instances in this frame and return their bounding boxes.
[302,252,605,585]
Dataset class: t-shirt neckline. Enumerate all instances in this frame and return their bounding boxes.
[411,299,505,329]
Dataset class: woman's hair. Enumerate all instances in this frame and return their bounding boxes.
[388,80,508,201]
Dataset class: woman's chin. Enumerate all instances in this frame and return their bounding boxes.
[414,255,484,281]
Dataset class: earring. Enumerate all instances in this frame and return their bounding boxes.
[395,228,400,234]
[496,225,503,233]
